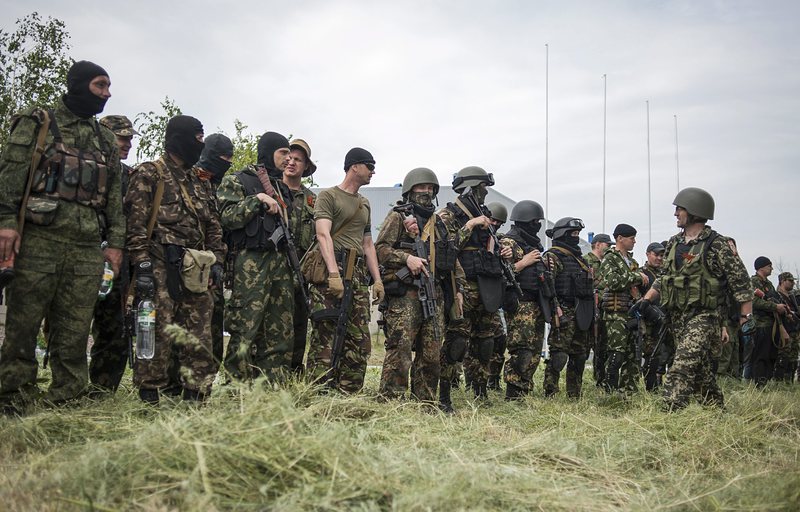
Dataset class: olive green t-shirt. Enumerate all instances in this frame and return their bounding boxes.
[314,185,371,255]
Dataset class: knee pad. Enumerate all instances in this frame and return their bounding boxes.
[444,335,468,364]
[511,349,534,375]
[476,337,495,364]
[494,334,507,355]
[549,351,568,373]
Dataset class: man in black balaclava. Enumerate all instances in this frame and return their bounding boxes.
[124,115,226,405]
[216,131,297,384]
[0,60,125,413]
[542,217,596,398]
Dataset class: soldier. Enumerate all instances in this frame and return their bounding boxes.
[542,217,595,398]
[437,167,506,411]
[125,115,225,404]
[88,115,139,394]
[283,139,317,373]
[376,168,458,402]
[775,272,799,382]
[750,257,788,385]
[638,242,672,391]
[194,133,234,367]
[0,61,124,413]
[639,187,752,411]
[584,233,611,387]
[217,132,295,383]
[500,200,549,399]
[599,223,647,395]
[306,148,384,392]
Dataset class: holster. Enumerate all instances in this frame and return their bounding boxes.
[164,244,185,301]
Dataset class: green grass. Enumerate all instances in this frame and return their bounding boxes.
[1,367,799,511]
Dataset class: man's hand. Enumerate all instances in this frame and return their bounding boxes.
[465,215,491,231]
[520,249,541,267]
[629,298,652,317]
[103,247,123,276]
[639,272,650,287]
[210,263,224,289]
[455,291,464,318]
[776,304,788,315]
[0,229,20,262]
[372,280,385,305]
[256,192,279,214]
[721,326,729,345]
[327,272,344,299]
[406,255,429,276]
[500,244,513,260]
[403,217,419,237]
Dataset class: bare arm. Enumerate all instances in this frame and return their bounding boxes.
[315,218,338,275]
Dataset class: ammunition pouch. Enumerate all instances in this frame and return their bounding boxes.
[300,247,328,284]
[601,291,633,312]
[383,279,408,297]
[181,248,216,293]
[434,237,458,273]
[23,196,59,226]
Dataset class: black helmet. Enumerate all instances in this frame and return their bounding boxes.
[546,217,584,240]
[510,200,544,222]
[673,187,714,220]
[486,202,508,223]
[452,166,494,193]
[402,167,439,196]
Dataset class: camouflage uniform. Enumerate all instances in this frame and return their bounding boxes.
[196,170,224,366]
[287,184,316,372]
[599,248,644,393]
[751,274,782,384]
[655,226,751,410]
[716,290,741,379]
[125,155,225,395]
[584,250,608,386]
[774,280,799,382]
[0,101,124,406]
[217,166,295,382]
[638,262,673,391]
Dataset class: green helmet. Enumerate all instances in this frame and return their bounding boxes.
[546,217,585,240]
[510,200,544,222]
[673,187,714,220]
[402,167,439,196]
[486,202,508,223]
[452,166,495,193]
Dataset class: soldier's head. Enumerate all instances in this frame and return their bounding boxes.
[402,167,439,207]
[165,115,204,169]
[646,242,665,268]
[754,256,772,277]
[452,166,494,205]
[197,133,234,184]
[343,147,376,186]
[779,272,795,291]
[547,217,584,243]
[510,200,544,237]
[257,132,291,175]
[673,187,714,228]
[613,223,637,252]
[64,60,111,119]
[486,202,508,229]
[591,233,612,253]
[286,139,317,180]
[100,115,138,160]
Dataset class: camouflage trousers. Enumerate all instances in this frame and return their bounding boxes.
[307,267,371,393]
[0,233,103,404]
[89,276,128,392]
[290,277,310,372]
[464,310,506,388]
[224,249,294,382]
[379,288,444,401]
[133,257,216,394]
[543,306,592,398]
[603,311,638,393]
[716,321,741,379]
[775,330,799,382]
[211,285,224,367]
[503,301,545,394]
[441,281,501,384]
[662,310,723,410]
[592,317,608,387]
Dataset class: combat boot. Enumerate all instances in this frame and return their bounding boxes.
[182,387,207,403]
[505,383,523,401]
[473,379,489,400]
[487,375,502,391]
[138,388,159,405]
[438,380,454,414]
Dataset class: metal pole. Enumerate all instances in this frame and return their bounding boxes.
[545,43,549,249]
[674,114,680,192]
[646,100,652,244]
[602,73,607,233]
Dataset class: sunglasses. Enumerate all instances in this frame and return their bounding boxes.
[364,162,375,172]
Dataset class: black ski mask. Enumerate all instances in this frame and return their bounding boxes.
[519,220,542,239]
[165,115,204,168]
[257,131,290,178]
[197,133,234,184]
[62,60,109,119]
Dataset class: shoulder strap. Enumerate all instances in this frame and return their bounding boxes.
[145,160,167,240]
[549,245,592,273]
[16,109,52,234]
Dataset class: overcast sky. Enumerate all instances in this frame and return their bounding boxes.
[5,0,800,280]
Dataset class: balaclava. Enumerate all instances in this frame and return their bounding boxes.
[553,231,582,257]
[197,133,234,184]
[62,60,109,118]
[257,131,290,178]
[165,115,204,168]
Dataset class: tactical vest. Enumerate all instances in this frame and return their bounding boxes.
[29,111,111,209]
[392,213,458,275]
[224,170,287,251]
[447,202,501,280]
[505,228,542,301]
[549,247,594,303]
[660,231,723,312]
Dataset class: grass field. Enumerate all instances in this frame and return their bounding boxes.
[1,357,799,511]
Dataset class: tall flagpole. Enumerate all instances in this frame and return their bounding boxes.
[646,100,652,243]
[545,43,549,249]
[602,73,607,233]
[674,114,680,192]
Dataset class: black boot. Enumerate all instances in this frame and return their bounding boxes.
[182,387,207,402]
[505,383,523,401]
[473,379,489,400]
[438,380,454,414]
[138,388,159,405]
[487,375,502,391]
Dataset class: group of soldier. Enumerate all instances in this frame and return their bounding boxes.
[0,60,796,416]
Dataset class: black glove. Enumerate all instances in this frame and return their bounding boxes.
[629,298,652,318]
[135,261,155,298]
[210,263,224,289]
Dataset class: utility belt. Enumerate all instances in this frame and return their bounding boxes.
[601,290,633,312]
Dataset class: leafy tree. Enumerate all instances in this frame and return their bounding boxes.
[133,96,182,162]
[0,12,72,149]
[229,118,258,173]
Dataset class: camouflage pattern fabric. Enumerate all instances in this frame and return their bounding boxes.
[306,268,371,393]
[543,304,591,397]
[197,174,225,368]
[584,250,608,387]
[503,301,546,394]
[89,279,129,391]
[288,186,316,372]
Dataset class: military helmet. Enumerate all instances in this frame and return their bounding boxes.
[673,187,714,220]
[452,166,495,193]
[546,216,584,240]
[486,202,508,223]
[510,200,544,222]
[402,167,439,196]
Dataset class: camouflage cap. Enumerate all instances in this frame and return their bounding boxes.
[779,272,795,283]
[100,115,138,137]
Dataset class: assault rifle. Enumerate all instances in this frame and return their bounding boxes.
[329,249,356,384]
[270,213,310,310]
[462,187,523,297]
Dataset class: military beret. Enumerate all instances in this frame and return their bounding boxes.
[100,115,138,137]
[778,272,794,283]
[646,242,665,254]
[613,223,637,238]
[754,256,772,270]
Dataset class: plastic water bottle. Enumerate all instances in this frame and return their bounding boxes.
[136,298,156,360]
[97,262,114,299]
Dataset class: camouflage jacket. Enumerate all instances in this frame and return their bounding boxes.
[584,251,602,288]
[751,274,780,327]
[0,99,124,248]
[599,248,643,295]
[125,155,225,265]
[286,184,316,254]
[217,165,290,231]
